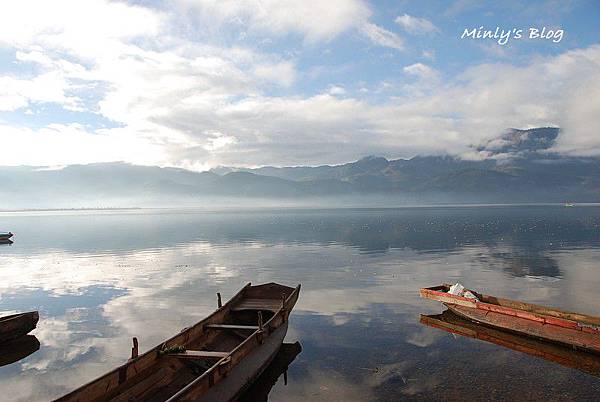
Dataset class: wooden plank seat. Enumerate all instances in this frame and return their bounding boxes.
[205,324,259,331]
[109,367,172,402]
[231,298,282,312]
[167,350,230,359]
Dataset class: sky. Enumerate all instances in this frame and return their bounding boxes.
[0,0,599,170]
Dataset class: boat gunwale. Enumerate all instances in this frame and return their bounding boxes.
[420,284,600,330]
[165,283,300,402]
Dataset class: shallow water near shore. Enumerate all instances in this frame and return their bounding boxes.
[1,206,599,401]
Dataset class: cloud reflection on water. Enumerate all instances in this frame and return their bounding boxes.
[0,207,599,400]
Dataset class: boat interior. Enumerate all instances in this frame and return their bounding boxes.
[59,283,298,402]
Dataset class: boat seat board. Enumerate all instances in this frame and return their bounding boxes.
[108,367,172,402]
[231,299,282,312]
[168,350,230,359]
[205,324,259,331]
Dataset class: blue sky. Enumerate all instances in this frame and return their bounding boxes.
[0,0,599,169]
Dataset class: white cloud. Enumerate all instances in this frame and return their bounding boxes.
[400,63,441,98]
[395,14,439,35]
[422,50,436,60]
[328,85,347,96]
[252,60,297,87]
[203,132,237,151]
[0,0,163,58]
[403,63,439,80]
[0,0,598,169]
[360,23,404,50]
[3,45,600,167]
[0,123,171,166]
[0,72,81,111]
[180,0,403,51]
[178,0,371,43]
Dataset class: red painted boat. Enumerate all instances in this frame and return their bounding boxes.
[420,284,600,353]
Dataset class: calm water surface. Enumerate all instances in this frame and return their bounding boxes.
[0,206,599,401]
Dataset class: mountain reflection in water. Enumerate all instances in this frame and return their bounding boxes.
[0,206,599,400]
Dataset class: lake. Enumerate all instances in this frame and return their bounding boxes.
[1,206,599,401]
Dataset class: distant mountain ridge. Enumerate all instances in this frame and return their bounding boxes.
[2,127,600,208]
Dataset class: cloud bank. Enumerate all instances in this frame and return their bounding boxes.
[0,1,598,169]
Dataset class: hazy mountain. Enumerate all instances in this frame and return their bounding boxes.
[2,127,600,208]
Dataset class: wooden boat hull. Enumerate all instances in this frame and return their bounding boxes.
[0,311,39,344]
[421,310,600,378]
[0,232,13,240]
[446,303,600,353]
[56,282,300,402]
[420,284,600,353]
[199,321,288,401]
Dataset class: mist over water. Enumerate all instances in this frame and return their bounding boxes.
[0,206,599,400]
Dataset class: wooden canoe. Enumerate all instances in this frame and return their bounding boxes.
[420,284,600,353]
[420,310,600,378]
[56,282,300,402]
[0,335,40,367]
[0,311,39,344]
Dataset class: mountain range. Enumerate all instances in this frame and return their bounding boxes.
[2,127,600,208]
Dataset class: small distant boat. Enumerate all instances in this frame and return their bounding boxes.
[0,311,39,344]
[0,232,13,240]
[420,284,600,353]
[564,202,575,207]
[0,335,40,367]
[420,310,600,378]
[56,282,300,402]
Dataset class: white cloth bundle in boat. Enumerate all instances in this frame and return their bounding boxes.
[448,283,479,301]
